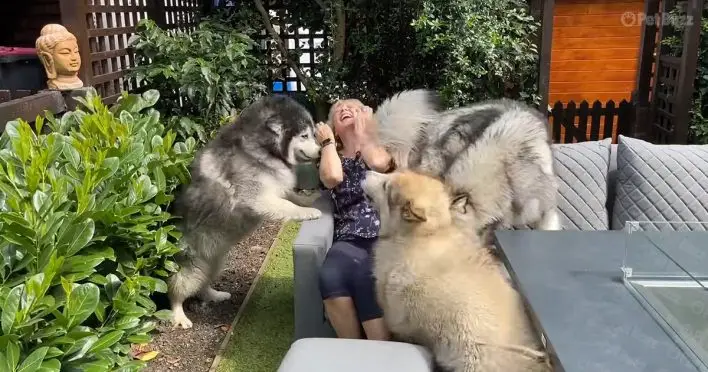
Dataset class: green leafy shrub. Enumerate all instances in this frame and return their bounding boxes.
[220,0,539,110]
[0,88,196,371]
[129,13,267,142]
[411,0,540,107]
[662,7,708,144]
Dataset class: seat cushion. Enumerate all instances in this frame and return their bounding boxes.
[277,338,434,372]
[552,137,613,230]
[611,135,708,230]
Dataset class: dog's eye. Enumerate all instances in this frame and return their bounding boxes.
[300,133,310,139]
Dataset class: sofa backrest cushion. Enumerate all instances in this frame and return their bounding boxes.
[611,135,708,230]
[551,138,613,230]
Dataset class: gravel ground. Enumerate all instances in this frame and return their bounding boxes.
[142,220,283,372]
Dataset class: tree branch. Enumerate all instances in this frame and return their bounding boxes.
[253,0,315,93]
[331,0,346,67]
[313,0,326,11]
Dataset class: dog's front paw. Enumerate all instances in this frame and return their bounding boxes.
[290,207,322,221]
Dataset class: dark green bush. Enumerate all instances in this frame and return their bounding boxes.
[219,0,539,109]
[662,7,708,144]
[411,0,540,107]
[0,88,196,371]
[129,13,267,142]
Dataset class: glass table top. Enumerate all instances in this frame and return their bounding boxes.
[621,221,708,372]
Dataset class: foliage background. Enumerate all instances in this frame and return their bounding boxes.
[128,11,268,143]
[212,0,540,114]
[663,6,708,144]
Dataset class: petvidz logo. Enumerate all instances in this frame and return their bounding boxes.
[620,11,694,28]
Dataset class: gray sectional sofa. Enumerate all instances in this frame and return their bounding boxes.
[291,135,708,340]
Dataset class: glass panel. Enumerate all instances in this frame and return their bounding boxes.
[621,221,708,372]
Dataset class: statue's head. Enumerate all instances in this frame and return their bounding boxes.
[35,24,81,79]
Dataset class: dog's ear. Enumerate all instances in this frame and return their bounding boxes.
[265,116,283,136]
[451,193,471,214]
[402,200,427,222]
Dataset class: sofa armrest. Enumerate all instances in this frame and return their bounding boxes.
[292,192,335,340]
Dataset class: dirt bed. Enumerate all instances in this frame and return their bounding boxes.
[143,220,283,372]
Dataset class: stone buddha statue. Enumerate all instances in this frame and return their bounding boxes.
[35,24,84,90]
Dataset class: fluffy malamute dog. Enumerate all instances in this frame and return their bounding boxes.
[375,95,561,240]
[167,95,322,329]
[362,170,552,372]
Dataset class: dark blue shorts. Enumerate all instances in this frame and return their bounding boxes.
[318,237,383,322]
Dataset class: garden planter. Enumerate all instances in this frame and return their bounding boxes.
[0,46,46,92]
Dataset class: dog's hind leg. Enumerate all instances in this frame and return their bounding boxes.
[168,262,209,329]
[536,209,561,231]
[198,255,231,303]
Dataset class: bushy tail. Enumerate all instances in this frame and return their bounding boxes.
[374,89,441,168]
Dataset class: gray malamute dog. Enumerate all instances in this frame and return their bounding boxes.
[167,95,322,329]
[375,94,560,239]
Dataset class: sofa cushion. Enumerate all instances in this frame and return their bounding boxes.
[552,137,613,230]
[611,135,708,230]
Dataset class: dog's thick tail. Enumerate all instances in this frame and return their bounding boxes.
[374,89,441,169]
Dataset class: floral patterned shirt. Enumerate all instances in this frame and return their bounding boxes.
[322,152,380,241]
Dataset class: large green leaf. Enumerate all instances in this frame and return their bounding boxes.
[2,285,22,335]
[6,341,19,371]
[88,330,124,354]
[36,359,60,372]
[64,283,100,329]
[56,218,95,257]
[16,346,48,372]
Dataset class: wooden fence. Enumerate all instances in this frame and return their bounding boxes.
[61,0,206,103]
[548,99,634,144]
[0,0,207,126]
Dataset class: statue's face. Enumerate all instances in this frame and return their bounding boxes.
[52,39,80,74]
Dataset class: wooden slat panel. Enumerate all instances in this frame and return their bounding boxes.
[550,70,637,82]
[88,26,136,37]
[551,48,639,61]
[552,59,639,71]
[553,26,641,38]
[555,2,644,16]
[88,5,149,13]
[552,37,641,49]
[550,81,636,93]
[91,48,130,61]
[554,15,634,27]
[0,91,66,130]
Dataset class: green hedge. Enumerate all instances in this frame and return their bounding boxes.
[0,89,196,371]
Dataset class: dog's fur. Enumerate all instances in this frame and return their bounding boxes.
[167,95,322,329]
[375,93,561,240]
[362,170,552,372]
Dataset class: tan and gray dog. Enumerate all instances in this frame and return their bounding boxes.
[362,170,552,372]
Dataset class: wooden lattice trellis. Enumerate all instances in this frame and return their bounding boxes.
[59,0,205,103]
[633,0,704,144]
[257,1,328,94]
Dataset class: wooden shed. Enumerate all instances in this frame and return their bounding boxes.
[549,0,644,104]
